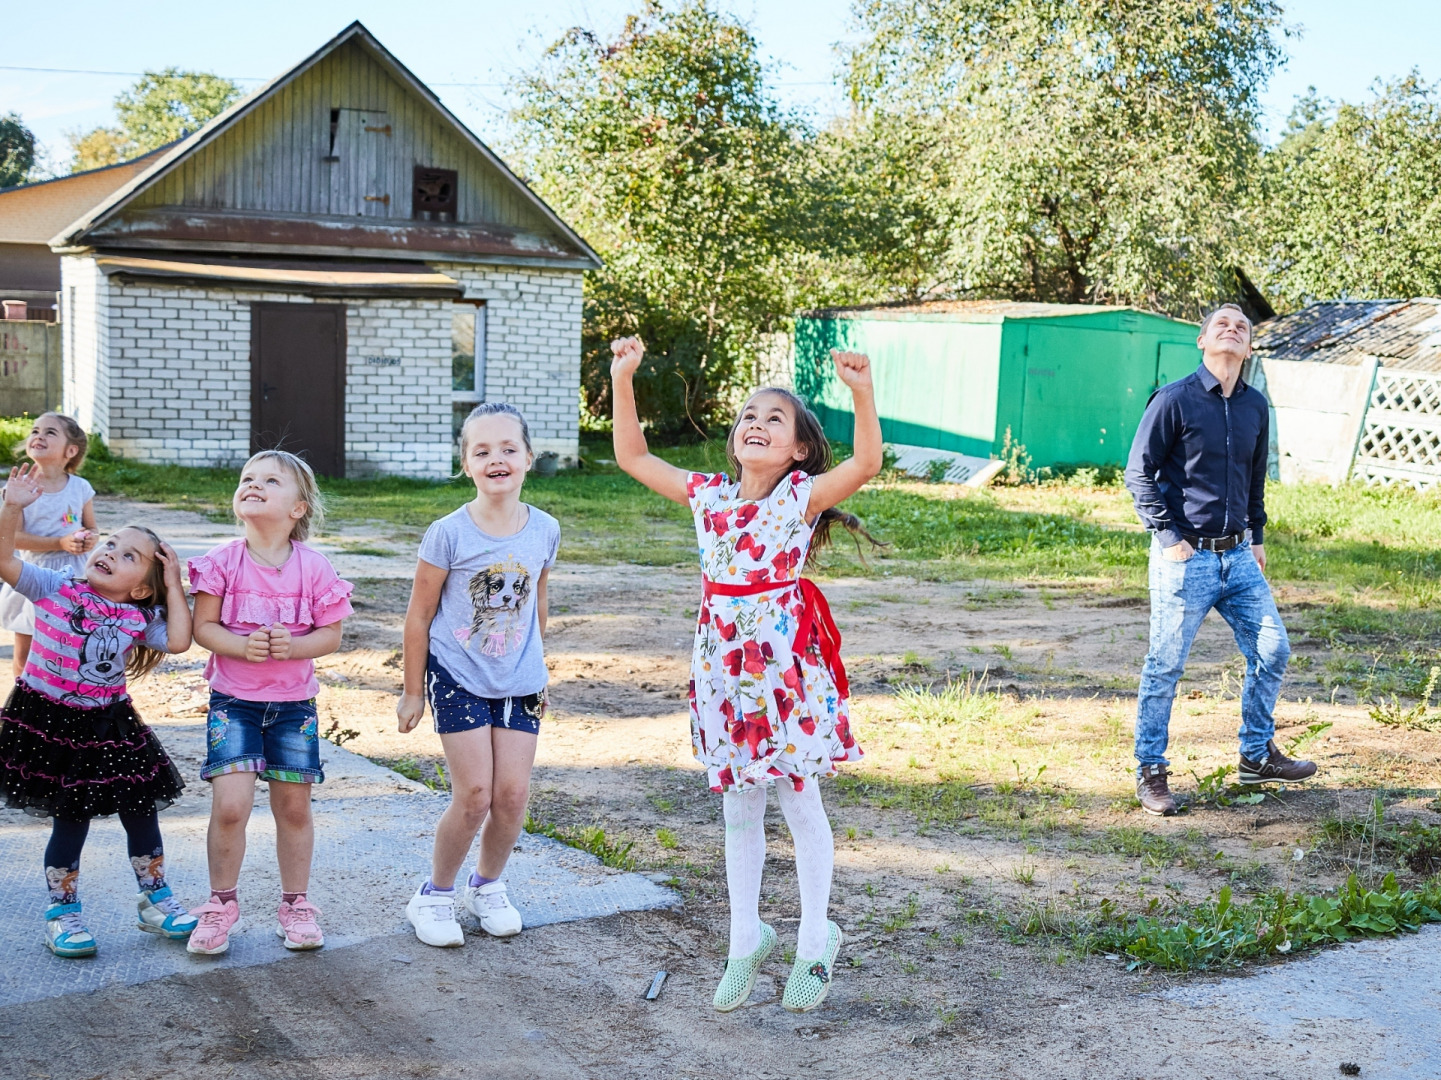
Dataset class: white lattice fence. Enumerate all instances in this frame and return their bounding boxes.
[1353,368,1441,489]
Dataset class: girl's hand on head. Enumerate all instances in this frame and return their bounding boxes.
[2,465,44,510]
[245,628,271,663]
[266,623,292,661]
[396,692,426,733]
[831,350,873,392]
[155,541,184,590]
[610,336,645,379]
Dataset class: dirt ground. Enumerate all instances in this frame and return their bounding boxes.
[5,518,1439,1078]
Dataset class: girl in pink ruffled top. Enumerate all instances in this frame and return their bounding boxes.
[185,451,354,956]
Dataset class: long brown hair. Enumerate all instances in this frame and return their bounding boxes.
[13,412,89,473]
[724,388,883,558]
[120,524,170,680]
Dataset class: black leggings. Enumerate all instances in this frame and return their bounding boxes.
[44,810,163,872]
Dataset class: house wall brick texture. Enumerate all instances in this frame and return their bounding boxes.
[434,263,583,464]
[60,257,583,478]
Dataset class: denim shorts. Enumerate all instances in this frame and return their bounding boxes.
[425,657,544,736]
[201,692,323,784]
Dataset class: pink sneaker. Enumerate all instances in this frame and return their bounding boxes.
[186,898,240,955]
[276,897,324,950]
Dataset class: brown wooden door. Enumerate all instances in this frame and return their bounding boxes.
[250,303,346,477]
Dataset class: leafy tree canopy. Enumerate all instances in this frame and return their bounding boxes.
[842,0,1286,316]
[511,0,828,434]
[0,113,37,188]
[69,68,241,172]
[1247,75,1441,307]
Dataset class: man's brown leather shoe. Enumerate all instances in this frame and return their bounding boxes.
[1137,763,1177,816]
[1239,739,1317,784]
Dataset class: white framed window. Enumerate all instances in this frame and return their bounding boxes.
[452,301,487,441]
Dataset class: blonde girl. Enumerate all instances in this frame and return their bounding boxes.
[398,403,559,948]
[185,451,353,955]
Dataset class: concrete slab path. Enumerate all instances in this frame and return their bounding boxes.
[0,499,676,1009]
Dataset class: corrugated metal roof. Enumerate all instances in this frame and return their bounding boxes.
[0,149,168,245]
[1252,299,1441,372]
[802,299,1177,322]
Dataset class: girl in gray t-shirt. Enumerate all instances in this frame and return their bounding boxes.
[396,403,559,948]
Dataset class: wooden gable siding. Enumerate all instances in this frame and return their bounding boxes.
[126,41,550,239]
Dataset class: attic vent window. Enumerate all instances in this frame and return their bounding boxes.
[413,166,458,221]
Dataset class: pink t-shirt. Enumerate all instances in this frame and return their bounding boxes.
[188,539,354,702]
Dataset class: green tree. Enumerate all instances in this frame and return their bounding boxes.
[1248,76,1441,307]
[842,0,1286,316]
[511,1,823,435]
[68,68,241,171]
[0,113,37,188]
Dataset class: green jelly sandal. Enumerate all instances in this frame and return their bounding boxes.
[713,922,776,1012]
[782,921,842,1013]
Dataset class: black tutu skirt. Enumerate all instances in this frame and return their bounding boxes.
[0,681,184,820]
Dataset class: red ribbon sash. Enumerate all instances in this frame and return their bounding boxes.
[702,577,850,701]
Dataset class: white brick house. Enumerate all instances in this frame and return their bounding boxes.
[51,23,598,478]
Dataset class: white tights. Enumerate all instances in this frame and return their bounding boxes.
[722,781,834,960]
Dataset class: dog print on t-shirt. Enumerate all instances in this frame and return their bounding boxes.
[459,559,531,657]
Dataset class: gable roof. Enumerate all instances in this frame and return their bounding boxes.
[1253,299,1441,372]
[51,21,601,269]
[0,147,168,245]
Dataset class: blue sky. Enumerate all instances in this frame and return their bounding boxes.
[3,1,1438,172]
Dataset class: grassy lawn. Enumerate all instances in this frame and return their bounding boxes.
[7,419,1433,597]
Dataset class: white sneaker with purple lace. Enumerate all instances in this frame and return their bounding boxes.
[406,886,464,948]
[463,880,522,937]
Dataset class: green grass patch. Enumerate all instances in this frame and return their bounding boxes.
[11,421,1441,591]
[1081,875,1441,971]
[525,814,636,870]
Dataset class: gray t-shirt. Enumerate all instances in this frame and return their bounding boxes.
[417,504,559,698]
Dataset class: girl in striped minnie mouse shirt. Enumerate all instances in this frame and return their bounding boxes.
[0,463,197,958]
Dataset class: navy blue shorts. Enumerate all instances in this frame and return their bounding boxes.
[202,692,322,784]
[425,657,544,736]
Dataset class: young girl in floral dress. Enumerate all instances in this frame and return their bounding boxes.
[610,338,882,1013]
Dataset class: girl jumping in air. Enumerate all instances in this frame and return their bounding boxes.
[0,464,196,958]
[610,337,882,1013]
[0,413,98,677]
[398,403,559,948]
[186,451,353,956]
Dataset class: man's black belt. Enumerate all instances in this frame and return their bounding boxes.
[1182,531,1249,552]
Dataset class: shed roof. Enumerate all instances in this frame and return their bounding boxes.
[1252,299,1441,372]
[803,299,1187,323]
[0,148,168,245]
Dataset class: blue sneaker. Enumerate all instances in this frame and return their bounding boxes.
[136,886,198,939]
[44,901,97,958]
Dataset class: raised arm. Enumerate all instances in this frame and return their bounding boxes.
[610,337,690,505]
[0,466,44,588]
[155,542,193,653]
[807,351,884,521]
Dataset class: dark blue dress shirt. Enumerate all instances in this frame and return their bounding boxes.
[1124,363,1269,550]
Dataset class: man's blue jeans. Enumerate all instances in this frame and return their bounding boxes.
[1135,536,1290,770]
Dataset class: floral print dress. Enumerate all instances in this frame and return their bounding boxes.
[687,470,863,793]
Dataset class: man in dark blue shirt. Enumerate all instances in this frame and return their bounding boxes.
[1123,304,1316,815]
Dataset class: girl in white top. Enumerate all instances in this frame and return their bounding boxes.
[0,414,97,676]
